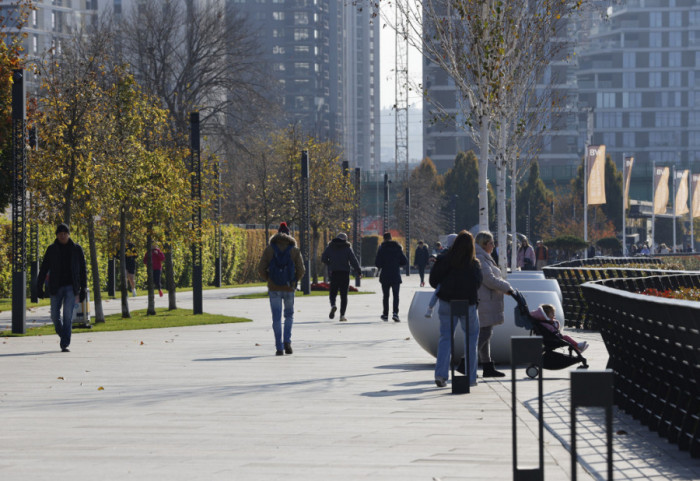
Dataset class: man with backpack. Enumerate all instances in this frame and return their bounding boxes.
[258,222,306,356]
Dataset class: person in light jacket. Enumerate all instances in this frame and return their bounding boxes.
[475,231,514,377]
[517,238,536,270]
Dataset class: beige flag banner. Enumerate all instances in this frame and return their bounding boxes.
[692,174,700,218]
[586,145,606,205]
[653,166,670,215]
[623,156,634,209]
[675,170,689,216]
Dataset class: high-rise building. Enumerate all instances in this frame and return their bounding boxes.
[0,0,99,92]
[576,1,700,201]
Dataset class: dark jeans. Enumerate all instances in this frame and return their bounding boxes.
[381,282,400,316]
[153,269,162,289]
[329,271,350,315]
[417,265,426,283]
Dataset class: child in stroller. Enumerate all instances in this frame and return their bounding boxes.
[512,290,588,377]
[530,304,588,353]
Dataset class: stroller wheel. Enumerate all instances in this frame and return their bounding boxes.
[526,365,540,379]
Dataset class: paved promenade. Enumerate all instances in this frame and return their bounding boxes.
[1,278,699,480]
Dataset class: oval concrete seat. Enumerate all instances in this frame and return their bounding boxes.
[407,289,564,364]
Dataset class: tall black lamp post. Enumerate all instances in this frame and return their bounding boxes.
[404,187,410,276]
[383,173,390,234]
[300,151,311,294]
[190,112,203,314]
[353,168,361,287]
[12,69,26,334]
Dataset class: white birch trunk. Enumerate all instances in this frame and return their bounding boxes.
[479,118,490,231]
[497,126,508,276]
[510,157,518,274]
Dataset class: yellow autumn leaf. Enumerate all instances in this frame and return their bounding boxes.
[97,386,104,391]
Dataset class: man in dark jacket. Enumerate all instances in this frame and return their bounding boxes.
[322,232,361,322]
[414,240,430,287]
[374,232,408,322]
[258,222,306,356]
[37,223,87,352]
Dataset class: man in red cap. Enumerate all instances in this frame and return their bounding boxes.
[258,222,305,355]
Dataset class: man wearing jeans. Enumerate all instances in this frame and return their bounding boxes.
[374,232,408,322]
[37,223,87,352]
[257,222,305,356]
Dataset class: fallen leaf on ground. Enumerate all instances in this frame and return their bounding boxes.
[97,386,104,391]
[140,341,144,345]
[57,376,64,380]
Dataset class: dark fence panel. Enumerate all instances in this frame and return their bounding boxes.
[543,258,688,329]
[582,275,700,458]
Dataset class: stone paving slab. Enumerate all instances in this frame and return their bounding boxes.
[1,278,698,480]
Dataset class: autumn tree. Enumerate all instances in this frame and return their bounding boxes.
[515,161,553,242]
[0,0,33,211]
[394,157,445,246]
[442,150,495,233]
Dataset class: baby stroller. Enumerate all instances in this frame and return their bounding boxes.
[511,289,588,378]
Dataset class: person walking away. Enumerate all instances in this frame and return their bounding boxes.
[424,233,457,318]
[414,240,430,287]
[144,244,166,297]
[322,232,362,322]
[534,241,548,270]
[125,242,138,296]
[429,230,482,388]
[375,232,408,322]
[475,231,514,377]
[37,223,87,352]
[517,238,536,271]
[258,222,305,355]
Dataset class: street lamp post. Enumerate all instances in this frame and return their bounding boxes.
[11,69,26,334]
[383,173,390,234]
[353,167,361,287]
[300,151,311,295]
[190,112,203,314]
[405,187,410,276]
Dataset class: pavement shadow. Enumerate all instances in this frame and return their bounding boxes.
[361,382,438,398]
[0,351,56,357]
[525,388,700,481]
[374,363,434,371]
[192,356,265,362]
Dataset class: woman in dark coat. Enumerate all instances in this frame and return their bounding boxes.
[429,230,482,388]
[414,240,430,287]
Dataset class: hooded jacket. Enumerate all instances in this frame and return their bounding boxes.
[321,238,361,275]
[374,240,408,285]
[258,232,306,292]
[414,244,430,267]
[475,243,513,327]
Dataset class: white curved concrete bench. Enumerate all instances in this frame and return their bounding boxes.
[407,289,564,364]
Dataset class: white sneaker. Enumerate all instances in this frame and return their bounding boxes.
[578,341,589,353]
[132,288,136,297]
[424,307,433,318]
[339,315,347,322]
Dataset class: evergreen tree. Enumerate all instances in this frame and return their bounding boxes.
[443,151,494,232]
[516,161,553,241]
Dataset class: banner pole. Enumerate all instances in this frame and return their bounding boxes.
[622,152,627,256]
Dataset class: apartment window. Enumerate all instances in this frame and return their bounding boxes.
[691,11,700,25]
[294,62,310,73]
[623,72,636,88]
[649,32,662,48]
[649,71,662,88]
[622,92,641,108]
[274,63,286,71]
[623,52,636,68]
[272,45,285,55]
[669,32,682,47]
[272,12,285,20]
[294,45,310,54]
[603,132,616,147]
[597,92,616,108]
[623,132,635,147]
[670,11,682,27]
[649,52,662,68]
[294,12,309,25]
[294,29,309,40]
[629,112,642,128]
[32,35,38,54]
[669,71,682,87]
[650,12,662,28]
[690,112,700,126]
[656,111,681,127]
[669,52,682,67]
[598,112,622,128]
[32,10,37,26]
[272,29,285,38]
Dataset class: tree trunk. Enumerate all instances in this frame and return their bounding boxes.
[510,157,518,274]
[146,230,155,315]
[496,127,508,276]
[87,216,105,323]
[119,206,131,318]
[479,118,490,231]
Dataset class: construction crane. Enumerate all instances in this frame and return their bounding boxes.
[394,0,409,181]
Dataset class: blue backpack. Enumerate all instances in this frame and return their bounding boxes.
[269,243,296,287]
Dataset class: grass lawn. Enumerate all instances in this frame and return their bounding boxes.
[0,308,250,337]
[0,282,268,313]
[229,290,374,300]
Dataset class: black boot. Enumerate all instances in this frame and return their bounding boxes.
[482,362,506,378]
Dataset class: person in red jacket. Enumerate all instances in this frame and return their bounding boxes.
[144,244,166,297]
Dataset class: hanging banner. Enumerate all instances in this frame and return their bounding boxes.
[586,145,606,205]
[653,166,670,215]
[623,155,634,209]
[675,170,689,216]
[692,173,700,218]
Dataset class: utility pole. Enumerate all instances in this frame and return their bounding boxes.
[11,69,26,334]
